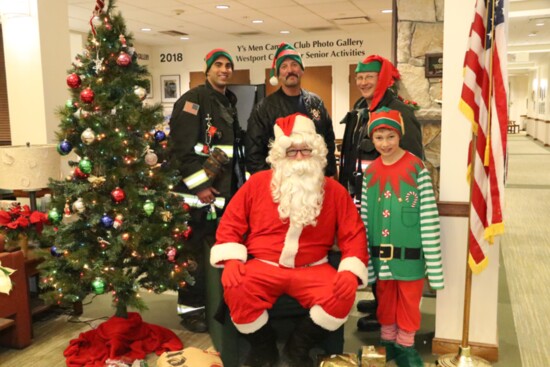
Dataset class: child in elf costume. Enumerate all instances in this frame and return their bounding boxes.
[360,107,444,367]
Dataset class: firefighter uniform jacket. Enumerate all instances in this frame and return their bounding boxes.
[169,80,245,200]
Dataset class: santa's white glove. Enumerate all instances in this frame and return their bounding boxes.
[333,271,358,300]
[222,260,245,288]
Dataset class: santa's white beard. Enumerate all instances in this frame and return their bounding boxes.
[271,157,325,227]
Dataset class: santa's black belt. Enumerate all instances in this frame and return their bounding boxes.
[371,245,422,261]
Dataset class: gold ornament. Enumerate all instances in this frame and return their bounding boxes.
[87,175,106,188]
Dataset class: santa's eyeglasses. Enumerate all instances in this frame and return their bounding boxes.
[286,148,313,157]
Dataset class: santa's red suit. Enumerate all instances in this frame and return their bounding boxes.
[210,170,369,334]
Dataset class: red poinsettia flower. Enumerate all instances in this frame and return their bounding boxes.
[0,203,49,242]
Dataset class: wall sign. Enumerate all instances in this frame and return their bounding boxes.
[425,53,443,78]
[160,52,183,63]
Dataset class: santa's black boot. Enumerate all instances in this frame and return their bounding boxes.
[283,317,329,367]
[242,323,279,367]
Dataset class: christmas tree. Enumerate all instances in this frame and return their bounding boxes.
[38,0,193,319]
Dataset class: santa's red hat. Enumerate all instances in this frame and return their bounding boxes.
[274,113,316,149]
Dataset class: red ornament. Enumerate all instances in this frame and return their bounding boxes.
[182,226,193,240]
[80,87,95,104]
[116,52,131,67]
[73,167,89,179]
[182,203,191,213]
[66,73,82,89]
[111,187,126,203]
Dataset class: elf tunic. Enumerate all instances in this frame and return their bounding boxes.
[210,170,369,333]
[360,152,443,330]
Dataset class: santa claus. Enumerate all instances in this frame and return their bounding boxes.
[210,113,369,367]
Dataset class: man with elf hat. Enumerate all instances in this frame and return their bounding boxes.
[360,107,443,366]
[168,48,246,333]
[246,42,337,177]
[338,54,424,332]
[211,113,368,367]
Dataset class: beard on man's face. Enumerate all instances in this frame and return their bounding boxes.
[271,155,325,227]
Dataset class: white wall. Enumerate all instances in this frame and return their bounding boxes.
[146,32,391,139]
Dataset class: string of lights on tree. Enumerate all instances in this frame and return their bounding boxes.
[38,0,194,318]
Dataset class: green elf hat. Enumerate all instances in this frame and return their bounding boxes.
[205,48,234,74]
[356,55,401,111]
[367,107,405,137]
[355,60,381,73]
[269,42,304,86]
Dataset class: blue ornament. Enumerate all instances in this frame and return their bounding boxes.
[50,246,62,257]
[100,214,114,228]
[57,140,73,156]
[154,130,166,142]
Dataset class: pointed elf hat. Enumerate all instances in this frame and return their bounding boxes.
[269,42,304,86]
[356,55,400,111]
[367,107,405,137]
[204,48,234,74]
[274,113,316,149]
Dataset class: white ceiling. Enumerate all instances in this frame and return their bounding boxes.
[67,0,394,46]
[66,0,549,75]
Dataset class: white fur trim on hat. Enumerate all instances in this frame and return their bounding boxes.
[269,75,279,86]
[273,114,316,150]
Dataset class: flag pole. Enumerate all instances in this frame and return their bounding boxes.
[438,0,497,365]
[436,133,491,367]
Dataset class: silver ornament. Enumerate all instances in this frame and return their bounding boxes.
[134,86,147,101]
[72,198,85,213]
[144,150,158,166]
[81,128,96,145]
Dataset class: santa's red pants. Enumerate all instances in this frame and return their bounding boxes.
[376,279,425,332]
[224,259,354,327]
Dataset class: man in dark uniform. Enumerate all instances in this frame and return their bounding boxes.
[246,42,337,177]
[338,55,424,332]
[168,48,246,332]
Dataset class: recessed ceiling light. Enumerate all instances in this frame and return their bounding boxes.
[141,28,152,32]
[381,9,392,14]
[536,22,544,26]
[180,37,190,40]
[252,19,263,24]
[216,5,229,9]
[280,30,290,34]
[528,32,537,37]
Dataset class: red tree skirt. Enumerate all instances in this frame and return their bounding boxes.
[64,312,183,367]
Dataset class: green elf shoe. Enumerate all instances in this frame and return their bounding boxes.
[380,340,399,362]
[394,344,424,367]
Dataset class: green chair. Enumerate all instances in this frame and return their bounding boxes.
[204,244,344,367]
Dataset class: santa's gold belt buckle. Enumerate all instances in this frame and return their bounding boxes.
[379,244,394,260]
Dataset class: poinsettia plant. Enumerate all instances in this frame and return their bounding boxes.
[397,95,421,111]
[0,203,48,242]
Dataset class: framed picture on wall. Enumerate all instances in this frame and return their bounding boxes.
[145,75,153,99]
[160,75,180,103]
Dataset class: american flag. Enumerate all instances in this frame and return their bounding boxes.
[459,0,508,274]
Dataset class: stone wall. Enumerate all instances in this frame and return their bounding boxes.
[396,0,444,198]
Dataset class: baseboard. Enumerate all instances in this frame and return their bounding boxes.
[432,337,498,362]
